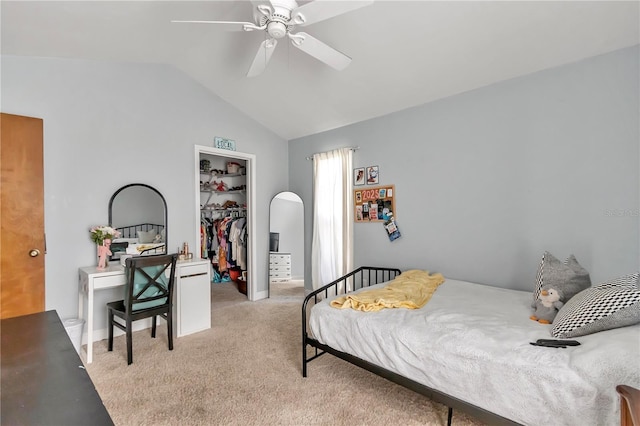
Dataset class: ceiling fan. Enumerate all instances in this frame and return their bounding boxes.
[172,0,373,77]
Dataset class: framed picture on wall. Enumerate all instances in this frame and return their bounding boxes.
[366,165,379,185]
[354,168,365,186]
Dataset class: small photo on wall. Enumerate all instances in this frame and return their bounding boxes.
[366,165,379,185]
[354,168,365,186]
[369,203,378,220]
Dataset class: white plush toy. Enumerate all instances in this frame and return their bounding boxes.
[530,286,565,324]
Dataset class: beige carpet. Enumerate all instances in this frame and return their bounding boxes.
[86,282,485,426]
[270,279,305,299]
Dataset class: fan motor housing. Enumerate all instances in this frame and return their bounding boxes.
[267,21,288,39]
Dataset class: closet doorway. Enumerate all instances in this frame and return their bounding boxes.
[269,192,304,298]
[195,145,257,300]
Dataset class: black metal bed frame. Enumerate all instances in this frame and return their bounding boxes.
[301,266,520,426]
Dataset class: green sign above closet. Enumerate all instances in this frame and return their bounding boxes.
[214,137,236,151]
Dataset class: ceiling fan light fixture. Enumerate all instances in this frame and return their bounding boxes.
[267,21,288,39]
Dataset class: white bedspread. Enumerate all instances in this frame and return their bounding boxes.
[125,243,165,255]
[309,279,640,426]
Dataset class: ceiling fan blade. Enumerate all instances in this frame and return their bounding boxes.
[171,20,260,31]
[291,0,373,26]
[289,32,351,71]
[247,38,278,77]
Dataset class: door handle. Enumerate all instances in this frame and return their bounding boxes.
[29,249,41,257]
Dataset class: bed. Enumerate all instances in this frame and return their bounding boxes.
[302,266,640,426]
[110,223,166,259]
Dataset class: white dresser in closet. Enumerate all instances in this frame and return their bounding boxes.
[269,252,291,282]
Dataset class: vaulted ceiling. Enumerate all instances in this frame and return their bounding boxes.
[2,1,638,140]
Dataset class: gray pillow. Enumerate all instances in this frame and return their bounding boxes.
[137,229,157,244]
[533,252,591,307]
[551,274,640,338]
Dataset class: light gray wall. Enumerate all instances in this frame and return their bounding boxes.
[2,56,288,327]
[290,46,640,291]
[270,195,304,279]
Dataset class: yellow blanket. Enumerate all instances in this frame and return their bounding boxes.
[330,270,445,312]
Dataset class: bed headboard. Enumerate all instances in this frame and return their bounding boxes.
[115,223,165,239]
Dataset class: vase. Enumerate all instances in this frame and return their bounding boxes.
[97,239,112,270]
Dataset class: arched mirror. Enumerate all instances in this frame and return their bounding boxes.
[108,183,167,260]
[269,192,304,297]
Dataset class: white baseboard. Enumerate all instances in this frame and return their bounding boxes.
[82,318,153,344]
[254,290,268,300]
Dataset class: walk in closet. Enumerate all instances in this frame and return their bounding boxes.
[195,146,256,300]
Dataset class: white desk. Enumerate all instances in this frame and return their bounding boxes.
[78,258,211,364]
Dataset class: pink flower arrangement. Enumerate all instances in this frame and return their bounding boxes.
[90,225,121,245]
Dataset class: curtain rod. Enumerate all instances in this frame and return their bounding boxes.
[305,146,360,161]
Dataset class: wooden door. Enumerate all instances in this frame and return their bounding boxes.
[1,113,45,319]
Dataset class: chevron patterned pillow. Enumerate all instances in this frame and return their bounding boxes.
[551,274,640,338]
[595,272,639,289]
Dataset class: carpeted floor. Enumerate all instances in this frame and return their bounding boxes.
[85,282,485,426]
[270,279,305,299]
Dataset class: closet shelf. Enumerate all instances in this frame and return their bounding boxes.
[200,189,246,194]
[199,171,246,178]
[201,207,246,212]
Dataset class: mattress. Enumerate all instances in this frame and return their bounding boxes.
[309,279,640,426]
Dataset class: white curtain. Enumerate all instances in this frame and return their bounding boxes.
[311,148,354,291]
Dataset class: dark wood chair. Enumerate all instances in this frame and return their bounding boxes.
[107,254,178,365]
[617,385,640,426]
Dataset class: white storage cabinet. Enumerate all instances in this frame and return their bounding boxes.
[175,259,211,337]
[269,252,291,282]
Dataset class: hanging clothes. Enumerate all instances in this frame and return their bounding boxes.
[200,220,208,259]
[229,217,247,270]
[205,212,248,280]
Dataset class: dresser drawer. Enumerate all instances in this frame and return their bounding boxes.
[270,271,291,278]
[269,253,291,265]
[178,262,209,278]
[92,274,127,290]
[269,265,291,273]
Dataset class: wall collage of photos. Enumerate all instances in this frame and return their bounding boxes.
[354,185,395,223]
[354,166,401,241]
